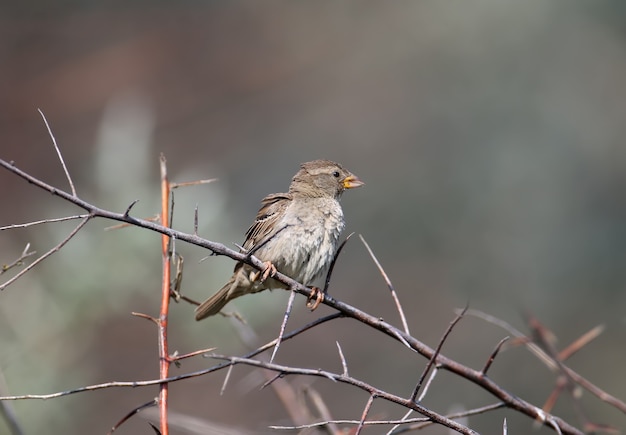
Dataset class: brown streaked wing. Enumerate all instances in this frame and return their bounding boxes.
[242,192,292,252]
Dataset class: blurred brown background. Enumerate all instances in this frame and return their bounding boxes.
[1,1,625,434]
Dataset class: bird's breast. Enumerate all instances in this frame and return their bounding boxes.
[256,197,345,285]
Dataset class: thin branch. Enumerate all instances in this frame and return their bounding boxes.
[359,234,409,335]
[0,214,89,230]
[558,325,604,361]
[390,402,507,434]
[465,309,558,368]
[387,409,415,435]
[336,341,349,377]
[0,216,91,290]
[482,337,510,375]
[411,305,467,402]
[220,365,234,396]
[270,289,297,364]
[416,366,438,403]
[104,214,160,231]
[356,394,376,435]
[466,309,626,414]
[0,312,584,435]
[170,178,218,189]
[38,109,76,196]
[1,244,36,276]
[303,386,341,435]
[170,348,216,362]
[211,355,478,435]
[131,312,159,325]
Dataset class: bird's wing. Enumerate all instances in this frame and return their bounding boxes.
[241,192,292,254]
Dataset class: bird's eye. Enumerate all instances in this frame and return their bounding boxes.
[332,171,340,178]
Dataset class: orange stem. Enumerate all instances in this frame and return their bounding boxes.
[158,154,170,435]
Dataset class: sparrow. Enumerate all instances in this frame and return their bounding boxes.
[195,160,364,320]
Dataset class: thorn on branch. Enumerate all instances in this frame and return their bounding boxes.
[260,372,284,390]
[336,341,349,377]
[220,364,234,396]
[132,312,159,325]
[107,398,158,434]
[481,336,510,376]
[124,200,140,218]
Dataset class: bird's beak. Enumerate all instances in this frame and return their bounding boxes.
[343,175,365,189]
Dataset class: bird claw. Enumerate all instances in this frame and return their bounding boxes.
[251,261,277,282]
[306,287,324,311]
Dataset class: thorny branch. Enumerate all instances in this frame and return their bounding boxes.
[1,154,623,434]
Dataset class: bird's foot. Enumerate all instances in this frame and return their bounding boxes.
[306,287,325,311]
[251,261,277,282]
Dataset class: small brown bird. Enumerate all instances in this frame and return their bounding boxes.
[195,160,364,320]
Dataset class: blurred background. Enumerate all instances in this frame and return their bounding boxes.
[1,1,625,433]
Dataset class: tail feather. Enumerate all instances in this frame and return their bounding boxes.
[195,266,270,320]
[195,283,232,320]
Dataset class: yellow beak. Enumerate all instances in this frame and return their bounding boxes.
[343,175,365,189]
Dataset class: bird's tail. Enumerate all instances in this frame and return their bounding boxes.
[195,281,233,320]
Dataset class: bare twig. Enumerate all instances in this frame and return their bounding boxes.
[170,348,216,362]
[416,366,438,403]
[356,394,375,435]
[220,365,234,396]
[303,386,341,434]
[482,336,510,375]
[170,178,218,189]
[336,341,349,377]
[558,325,604,361]
[390,402,507,434]
[0,216,91,290]
[359,234,409,335]
[38,109,76,196]
[132,312,159,325]
[466,309,626,414]
[1,243,36,276]
[104,214,160,231]
[270,289,297,364]
[410,305,467,402]
[0,215,89,230]
[211,355,478,435]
